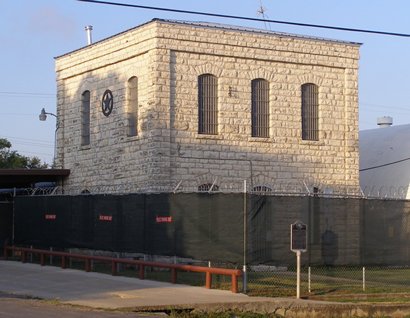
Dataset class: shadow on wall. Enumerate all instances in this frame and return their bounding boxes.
[321,229,338,266]
[57,71,163,193]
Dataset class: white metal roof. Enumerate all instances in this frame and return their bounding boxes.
[359,124,410,199]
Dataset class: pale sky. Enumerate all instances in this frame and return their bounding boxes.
[1,0,409,165]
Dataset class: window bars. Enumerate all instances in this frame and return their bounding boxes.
[251,79,270,138]
[198,74,218,135]
[127,76,138,137]
[301,83,319,141]
[81,90,91,146]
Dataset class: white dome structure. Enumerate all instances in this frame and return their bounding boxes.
[360,123,410,199]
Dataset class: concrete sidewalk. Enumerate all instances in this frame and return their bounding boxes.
[0,260,273,309]
[1,260,409,317]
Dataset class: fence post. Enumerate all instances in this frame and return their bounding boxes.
[231,273,238,293]
[116,252,120,273]
[112,260,117,276]
[3,240,8,260]
[139,265,145,279]
[3,240,8,259]
[69,249,72,268]
[243,179,248,293]
[308,266,311,294]
[205,271,212,289]
[85,258,91,272]
[171,268,177,284]
[90,251,94,271]
[362,267,366,292]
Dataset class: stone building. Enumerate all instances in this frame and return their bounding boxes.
[55,19,361,194]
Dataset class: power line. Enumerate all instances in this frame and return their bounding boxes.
[1,135,54,146]
[361,102,410,113]
[9,141,54,149]
[360,157,410,172]
[0,91,54,97]
[18,150,53,157]
[78,0,410,38]
[0,113,38,117]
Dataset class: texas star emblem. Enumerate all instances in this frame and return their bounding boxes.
[101,89,114,117]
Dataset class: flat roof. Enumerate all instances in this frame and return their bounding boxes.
[0,169,70,188]
[56,18,361,59]
[159,19,362,45]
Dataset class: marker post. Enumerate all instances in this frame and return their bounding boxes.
[290,221,307,299]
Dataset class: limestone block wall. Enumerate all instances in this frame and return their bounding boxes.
[155,21,360,193]
[55,22,169,193]
[55,19,360,194]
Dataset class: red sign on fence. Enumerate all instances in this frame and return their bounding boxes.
[156,216,172,223]
[99,215,113,222]
[45,214,56,220]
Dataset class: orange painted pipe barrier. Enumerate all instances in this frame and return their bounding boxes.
[3,245,242,293]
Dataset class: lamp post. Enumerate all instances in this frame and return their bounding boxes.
[39,108,59,167]
[39,108,57,122]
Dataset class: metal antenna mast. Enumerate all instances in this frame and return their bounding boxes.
[257,0,271,30]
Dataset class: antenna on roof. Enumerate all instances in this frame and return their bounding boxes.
[257,0,271,30]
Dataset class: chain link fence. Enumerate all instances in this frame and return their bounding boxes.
[245,265,410,298]
[5,245,409,299]
[6,182,410,299]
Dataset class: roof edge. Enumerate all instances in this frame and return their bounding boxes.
[55,18,361,60]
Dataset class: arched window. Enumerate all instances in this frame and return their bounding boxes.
[252,185,272,193]
[251,79,269,137]
[127,76,138,137]
[81,90,90,145]
[301,83,319,141]
[198,74,218,135]
[198,183,219,192]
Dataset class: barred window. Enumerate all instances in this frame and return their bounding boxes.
[252,185,272,193]
[198,74,218,135]
[81,90,90,146]
[126,76,138,137]
[251,79,270,137]
[198,183,219,192]
[301,83,319,141]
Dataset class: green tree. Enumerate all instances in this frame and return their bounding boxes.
[0,138,48,169]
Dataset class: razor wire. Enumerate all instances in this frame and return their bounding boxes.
[55,176,365,198]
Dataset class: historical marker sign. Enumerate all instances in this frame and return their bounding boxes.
[290,221,307,252]
[290,220,307,299]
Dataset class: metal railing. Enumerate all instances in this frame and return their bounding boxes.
[3,245,242,293]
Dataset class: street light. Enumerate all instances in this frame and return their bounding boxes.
[39,108,59,167]
[39,108,57,122]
